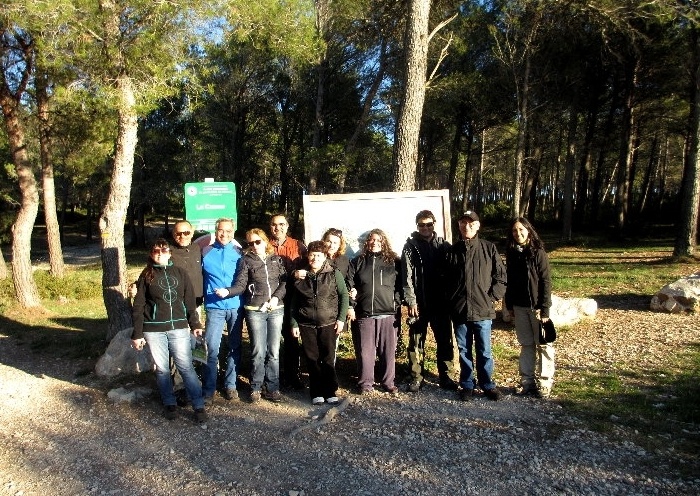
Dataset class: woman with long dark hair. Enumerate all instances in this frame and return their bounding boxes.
[503,218,554,399]
[131,238,207,422]
[348,229,402,395]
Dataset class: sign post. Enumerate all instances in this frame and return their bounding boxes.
[184,181,237,233]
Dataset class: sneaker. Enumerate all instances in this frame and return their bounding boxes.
[535,386,552,399]
[459,389,474,401]
[194,408,208,423]
[312,396,325,405]
[263,390,283,403]
[164,405,177,420]
[250,391,261,403]
[384,385,399,396]
[407,380,422,393]
[222,388,238,401]
[326,396,339,405]
[439,377,459,391]
[483,388,501,401]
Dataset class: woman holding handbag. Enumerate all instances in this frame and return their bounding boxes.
[503,218,554,399]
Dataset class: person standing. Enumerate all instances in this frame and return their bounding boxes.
[348,229,402,395]
[269,213,307,390]
[218,228,287,403]
[503,217,554,399]
[130,238,207,423]
[445,211,507,401]
[170,220,204,315]
[401,210,457,392]
[201,217,244,404]
[290,241,349,405]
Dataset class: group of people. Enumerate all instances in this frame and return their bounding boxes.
[130,209,554,423]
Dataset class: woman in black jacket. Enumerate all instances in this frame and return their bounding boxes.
[131,238,207,423]
[348,229,402,395]
[503,218,554,399]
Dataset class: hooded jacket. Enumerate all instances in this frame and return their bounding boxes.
[131,262,200,340]
[225,251,287,308]
[444,235,507,322]
[348,252,402,318]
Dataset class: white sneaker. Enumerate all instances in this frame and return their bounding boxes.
[326,396,339,405]
[312,396,325,405]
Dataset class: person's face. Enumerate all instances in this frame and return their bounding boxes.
[270,216,288,241]
[416,217,435,240]
[325,234,341,256]
[216,221,234,245]
[308,251,326,271]
[458,218,480,240]
[150,245,171,264]
[247,232,267,256]
[173,222,193,247]
[368,233,383,253]
[512,222,529,245]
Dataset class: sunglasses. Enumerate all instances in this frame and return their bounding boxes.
[417,222,434,228]
[174,231,192,236]
[249,239,264,245]
[151,247,170,254]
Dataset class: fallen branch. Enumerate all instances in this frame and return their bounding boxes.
[290,396,357,437]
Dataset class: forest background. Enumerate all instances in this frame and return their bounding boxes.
[1,1,699,338]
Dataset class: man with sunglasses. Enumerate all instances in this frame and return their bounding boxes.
[170,221,204,316]
[401,210,458,393]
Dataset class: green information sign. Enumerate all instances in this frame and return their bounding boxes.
[184,182,237,233]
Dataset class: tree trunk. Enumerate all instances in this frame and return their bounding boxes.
[615,59,639,233]
[393,0,430,192]
[36,73,65,278]
[514,54,531,217]
[100,75,138,341]
[675,27,700,257]
[0,76,41,308]
[562,106,579,242]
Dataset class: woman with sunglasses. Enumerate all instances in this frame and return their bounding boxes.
[131,238,207,423]
[217,228,287,403]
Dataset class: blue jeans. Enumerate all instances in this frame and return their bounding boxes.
[453,319,496,391]
[203,307,244,396]
[246,307,284,393]
[143,328,204,410]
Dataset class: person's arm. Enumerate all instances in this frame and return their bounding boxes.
[271,257,287,302]
[536,249,552,319]
[180,268,203,334]
[130,273,148,345]
[490,245,507,301]
[217,257,248,298]
[335,269,349,332]
[400,246,419,317]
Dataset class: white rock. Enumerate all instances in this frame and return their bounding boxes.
[502,294,597,327]
[95,328,154,377]
[650,272,700,313]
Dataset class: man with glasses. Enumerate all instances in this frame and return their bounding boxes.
[201,217,244,403]
[401,210,458,393]
[445,211,507,401]
[170,220,204,320]
[269,213,307,390]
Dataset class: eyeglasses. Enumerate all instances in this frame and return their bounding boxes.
[417,222,434,228]
[151,247,170,254]
[249,239,264,245]
[217,229,233,234]
[174,231,191,237]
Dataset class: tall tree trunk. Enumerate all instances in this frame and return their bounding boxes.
[36,73,65,278]
[615,59,639,233]
[675,27,700,257]
[393,0,430,192]
[100,75,137,341]
[0,33,41,308]
[514,54,531,217]
[562,106,579,242]
[447,112,465,196]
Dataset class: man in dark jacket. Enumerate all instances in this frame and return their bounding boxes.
[445,211,507,401]
[170,220,204,316]
[401,210,457,392]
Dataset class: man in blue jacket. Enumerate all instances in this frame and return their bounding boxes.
[201,217,244,403]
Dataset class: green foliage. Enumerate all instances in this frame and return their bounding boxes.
[32,268,103,300]
[481,200,511,222]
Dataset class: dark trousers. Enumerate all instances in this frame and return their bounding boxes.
[299,323,338,399]
[281,313,301,383]
[407,310,455,383]
[352,315,397,390]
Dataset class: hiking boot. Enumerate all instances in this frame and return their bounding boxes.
[194,408,208,423]
[535,386,552,399]
[164,405,177,420]
[263,390,283,403]
[222,388,238,401]
[459,389,474,401]
[483,388,501,401]
[407,381,422,393]
[250,391,261,403]
[516,385,537,396]
[439,377,459,391]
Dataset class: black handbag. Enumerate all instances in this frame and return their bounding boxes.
[539,319,557,344]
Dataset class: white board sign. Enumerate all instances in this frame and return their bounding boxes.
[302,190,452,259]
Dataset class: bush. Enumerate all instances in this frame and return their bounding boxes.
[33,268,103,300]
